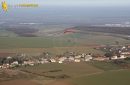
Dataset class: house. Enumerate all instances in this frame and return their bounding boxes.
[23,61,35,66]
[68,57,75,61]
[10,61,19,67]
[81,53,86,58]
[74,59,80,62]
[11,61,19,65]
[50,59,56,63]
[40,59,49,64]
[59,57,67,61]
[112,56,118,60]
[7,56,12,59]
[121,52,130,55]
[75,55,82,58]
[120,46,126,50]
[58,61,63,64]
[58,57,67,63]
[2,64,10,68]
[84,55,93,61]
[93,57,109,61]
[119,55,126,59]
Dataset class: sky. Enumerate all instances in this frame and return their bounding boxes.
[1,0,130,25]
[5,0,130,7]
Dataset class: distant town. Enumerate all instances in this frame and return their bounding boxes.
[0,44,130,69]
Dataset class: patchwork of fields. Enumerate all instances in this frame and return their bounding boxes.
[0,32,130,56]
[0,28,130,85]
[0,31,130,48]
[0,62,130,85]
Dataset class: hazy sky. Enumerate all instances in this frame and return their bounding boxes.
[6,0,130,7]
[42,0,130,6]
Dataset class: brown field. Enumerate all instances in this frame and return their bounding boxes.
[0,80,40,85]
[0,53,16,57]
[0,46,103,56]
[46,80,74,85]
[0,79,74,85]
[0,62,129,85]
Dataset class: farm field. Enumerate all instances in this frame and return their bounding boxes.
[0,80,40,85]
[0,62,130,85]
[17,62,103,78]
[67,33,130,45]
[0,30,18,37]
[0,31,130,55]
[0,28,130,85]
[0,62,103,85]
[72,70,130,85]
[0,46,104,55]
[0,37,75,49]
[0,32,130,49]
[88,61,123,71]
[17,61,130,85]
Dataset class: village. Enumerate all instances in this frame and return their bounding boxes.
[0,45,130,69]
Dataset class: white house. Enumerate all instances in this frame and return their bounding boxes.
[68,57,75,61]
[119,55,126,59]
[81,53,86,58]
[121,52,130,55]
[59,57,67,61]
[75,55,82,58]
[23,61,35,66]
[7,56,12,59]
[50,59,56,63]
[93,57,107,61]
[74,59,80,62]
[11,61,19,65]
[58,61,63,63]
[2,64,10,69]
[84,55,93,61]
[112,56,118,60]
[40,59,49,64]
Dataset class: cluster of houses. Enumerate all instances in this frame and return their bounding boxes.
[0,45,130,69]
[99,45,130,60]
[0,52,94,69]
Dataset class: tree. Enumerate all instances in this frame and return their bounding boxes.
[115,41,119,45]
[0,57,5,65]
[104,52,113,60]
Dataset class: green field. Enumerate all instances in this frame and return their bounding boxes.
[72,70,130,85]
[88,61,123,71]
[0,32,130,56]
[15,62,130,85]
[17,62,103,78]
[70,33,130,45]
[71,61,130,85]
[0,37,75,49]
[0,62,130,85]
[0,34,108,55]
[0,30,18,37]
[0,31,130,49]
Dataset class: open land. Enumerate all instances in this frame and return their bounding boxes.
[0,25,130,85]
[0,62,130,85]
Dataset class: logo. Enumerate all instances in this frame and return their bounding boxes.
[1,0,39,12]
[1,1,8,11]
